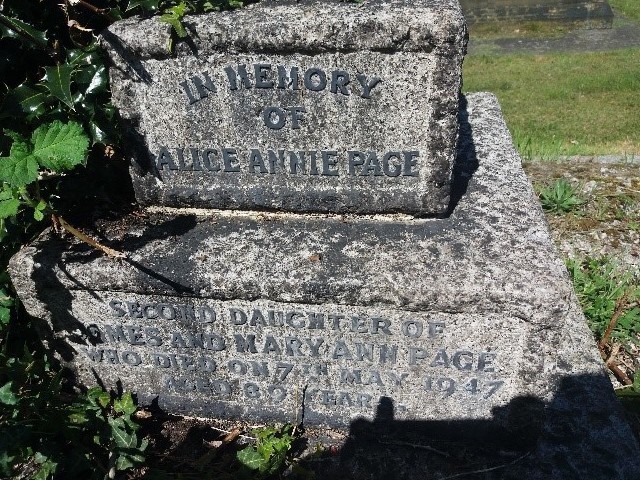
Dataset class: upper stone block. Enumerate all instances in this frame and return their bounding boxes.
[101,0,467,215]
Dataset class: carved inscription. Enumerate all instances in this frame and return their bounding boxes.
[180,64,381,106]
[153,63,423,179]
[80,299,506,414]
[155,147,419,177]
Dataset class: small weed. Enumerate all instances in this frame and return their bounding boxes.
[236,424,295,477]
[539,179,583,213]
[566,257,640,346]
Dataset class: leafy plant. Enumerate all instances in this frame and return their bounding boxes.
[567,256,640,346]
[69,389,148,474]
[236,424,295,477]
[539,178,583,213]
[0,2,251,478]
[0,373,147,479]
[0,120,89,238]
[156,1,246,50]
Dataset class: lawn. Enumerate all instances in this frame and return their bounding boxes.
[610,0,640,23]
[463,48,640,159]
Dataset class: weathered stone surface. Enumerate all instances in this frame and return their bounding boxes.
[9,94,640,476]
[100,0,467,215]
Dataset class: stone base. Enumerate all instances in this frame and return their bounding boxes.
[9,93,640,477]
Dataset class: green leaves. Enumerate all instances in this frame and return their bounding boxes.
[237,446,264,470]
[568,256,640,345]
[31,120,89,171]
[0,120,88,189]
[1,84,49,119]
[0,133,39,188]
[43,65,76,110]
[0,120,88,235]
[0,196,20,220]
[2,46,114,145]
[0,13,48,49]
[87,386,112,410]
[114,391,137,415]
[539,178,583,213]
[0,282,13,327]
[236,424,294,476]
[160,2,190,43]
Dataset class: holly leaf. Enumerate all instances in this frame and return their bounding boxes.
[43,65,76,109]
[0,134,38,187]
[4,84,50,119]
[31,120,89,172]
[0,13,48,49]
[79,65,108,97]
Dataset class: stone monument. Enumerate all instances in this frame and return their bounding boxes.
[9,0,639,477]
[460,0,614,28]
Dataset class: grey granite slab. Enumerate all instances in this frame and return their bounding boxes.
[9,93,640,477]
[100,0,467,215]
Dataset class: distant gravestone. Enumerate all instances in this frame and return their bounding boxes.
[101,0,466,215]
[460,0,613,27]
[8,0,640,477]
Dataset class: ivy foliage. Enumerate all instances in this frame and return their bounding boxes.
[0,1,247,478]
[236,424,295,477]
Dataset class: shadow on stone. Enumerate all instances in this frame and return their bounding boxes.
[446,94,479,216]
[298,373,639,479]
[124,258,196,295]
[100,29,152,84]
[28,215,200,361]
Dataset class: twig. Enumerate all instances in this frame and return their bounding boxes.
[439,451,531,480]
[597,290,636,384]
[601,344,633,385]
[197,428,242,466]
[599,290,632,350]
[377,439,450,457]
[55,215,126,259]
[207,425,256,442]
[607,361,633,386]
[206,428,241,448]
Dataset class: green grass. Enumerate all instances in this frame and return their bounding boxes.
[463,49,640,158]
[609,0,640,23]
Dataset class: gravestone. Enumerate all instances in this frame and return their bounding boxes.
[102,0,466,215]
[8,0,640,477]
[460,0,614,28]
